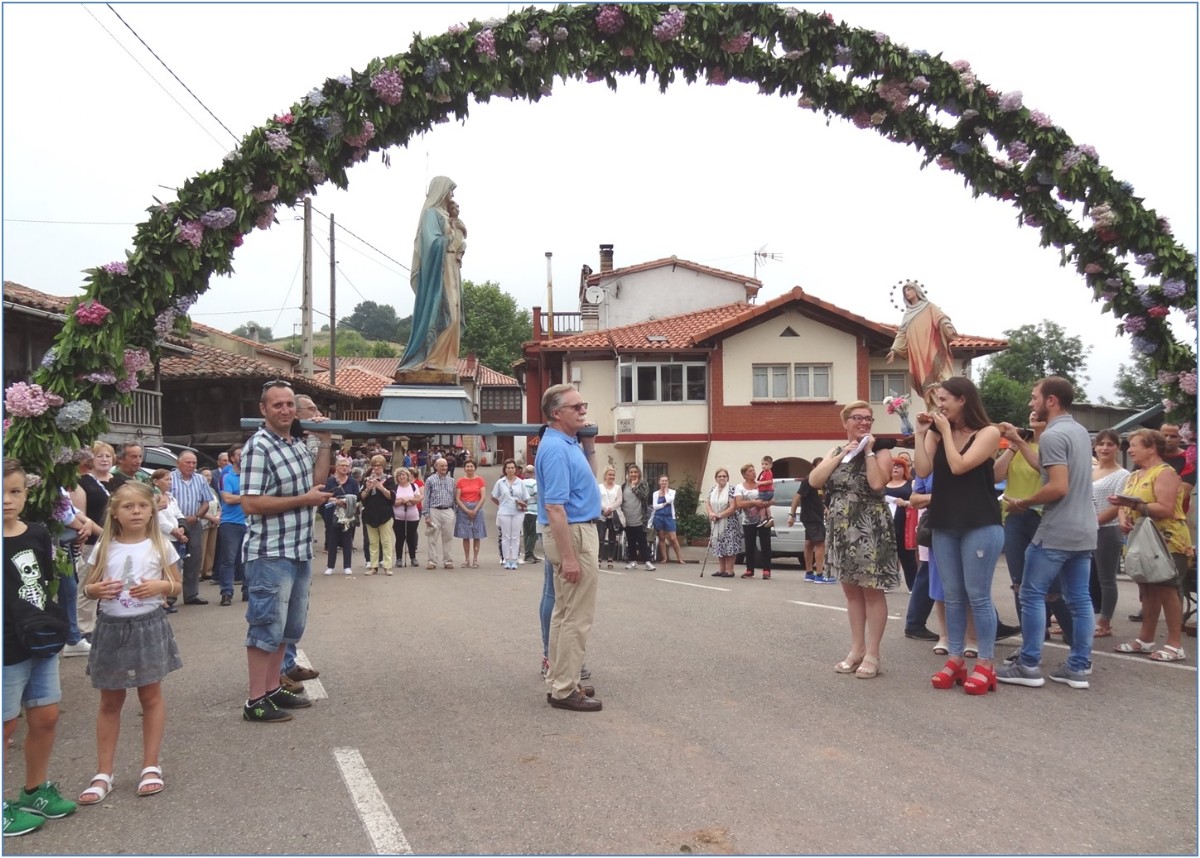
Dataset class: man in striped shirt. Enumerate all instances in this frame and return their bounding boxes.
[422,458,457,569]
[170,451,218,606]
[239,381,333,723]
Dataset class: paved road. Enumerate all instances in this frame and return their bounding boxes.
[6,518,1196,855]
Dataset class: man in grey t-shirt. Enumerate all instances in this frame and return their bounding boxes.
[996,376,1097,690]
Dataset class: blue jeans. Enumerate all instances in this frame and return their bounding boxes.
[1018,544,1094,672]
[540,558,554,658]
[215,522,246,598]
[904,561,935,632]
[2,655,61,721]
[1004,510,1072,638]
[932,526,1003,659]
[244,557,311,653]
[58,567,82,645]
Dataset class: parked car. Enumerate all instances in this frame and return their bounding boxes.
[736,478,809,566]
[139,444,217,477]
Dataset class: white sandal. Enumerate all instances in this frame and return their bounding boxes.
[79,773,114,805]
[1150,644,1186,662]
[137,765,165,797]
[1114,638,1155,654]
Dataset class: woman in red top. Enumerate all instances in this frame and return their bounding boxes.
[453,460,487,567]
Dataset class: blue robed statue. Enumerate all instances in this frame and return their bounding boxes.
[397,176,466,374]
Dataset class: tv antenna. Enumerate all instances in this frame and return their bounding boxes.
[753,245,783,280]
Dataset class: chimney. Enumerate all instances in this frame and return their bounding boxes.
[599,244,614,273]
[465,351,478,376]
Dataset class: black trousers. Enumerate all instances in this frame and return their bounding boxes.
[742,523,773,572]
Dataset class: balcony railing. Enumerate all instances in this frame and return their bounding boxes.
[103,388,162,431]
[531,307,583,340]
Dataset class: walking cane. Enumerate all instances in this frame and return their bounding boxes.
[700,549,708,578]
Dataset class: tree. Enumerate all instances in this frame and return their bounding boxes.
[978,372,1032,427]
[232,321,273,342]
[395,315,412,345]
[1107,349,1161,409]
[371,340,398,358]
[977,319,1092,421]
[314,329,369,357]
[461,280,532,373]
[339,301,401,343]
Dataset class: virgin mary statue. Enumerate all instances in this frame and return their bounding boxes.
[886,280,957,406]
[397,176,464,375]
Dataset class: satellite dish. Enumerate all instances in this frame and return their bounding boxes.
[584,285,605,305]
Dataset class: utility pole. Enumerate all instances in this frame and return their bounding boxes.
[545,251,554,340]
[300,197,314,377]
[329,212,337,387]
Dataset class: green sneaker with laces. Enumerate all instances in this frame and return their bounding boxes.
[15,782,76,819]
[242,695,293,723]
[3,800,45,836]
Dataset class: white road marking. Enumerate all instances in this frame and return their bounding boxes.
[602,568,626,575]
[787,600,901,619]
[656,578,730,591]
[334,747,413,855]
[1038,640,1198,672]
[295,649,328,699]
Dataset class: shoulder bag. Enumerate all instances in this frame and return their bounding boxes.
[11,597,70,657]
[1123,517,1177,585]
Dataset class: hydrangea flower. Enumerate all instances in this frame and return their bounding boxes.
[653,6,687,41]
[54,400,93,432]
[910,75,930,93]
[873,31,889,44]
[1157,370,1179,385]
[783,49,807,60]
[256,207,277,231]
[1135,252,1156,266]
[335,74,353,87]
[1084,263,1103,275]
[595,5,625,34]
[1105,277,1123,288]
[175,220,204,249]
[950,59,971,72]
[935,155,955,171]
[124,348,152,376]
[553,26,568,42]
[1148,305,1171,319]
[481,17,503,28]
[796,95,816,109]
[154,310,178,336]
[53,446,75,465]
[232,233,244,248]
[526,29,547,53]
[274,112,295,126]
[101,261,128,276]
[304,89,326,107]
[1159,279,1186,300]
[201,207,237,229]
[447,22,467,35]
[116,376,139,394]
[1089,203,1115,228]
[1122,314,1147,334]
[75,299,112,325]
[344,120,376,148]
[833,44,853,66]
[4,382,62,417]
[958,71,977,92]
[784,6,801,20]
[869,111,886,126]
[1180,371,1198,395]
[1077,144,1098,159]
[851,111,873,129]
[252,185,280,203]
[708,67,728,86]
[53,492,73,523]
[306,157,326,183]
[474,28,497,59]
[1135,285,1158,308]
[1023,214,1042,228]
[1029,110,1053,127]
[1006,141,1030,163]
[998,91,1023,111]
[721,32,752,53]
[83,371,118,385]
[265,129,292,152]
[314,115,345,141]
[1162,398,1177,412]
[371,69,405,105]
[1131,335,1157,355]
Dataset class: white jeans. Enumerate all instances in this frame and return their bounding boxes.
[497,512,523,562]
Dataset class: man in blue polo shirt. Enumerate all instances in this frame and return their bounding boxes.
[536,383,603,713]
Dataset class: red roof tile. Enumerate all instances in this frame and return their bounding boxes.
[314,356,518,387]
[160,339,350,399]
[313,365,393,398]
[586,257,762,293]
[3,281,74,314]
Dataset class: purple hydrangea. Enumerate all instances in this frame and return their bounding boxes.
[1182,371,1199,396]
[721,32,752,53]
[84,371,118,385]
[1029,110,1053,127]
[175,220,204,248]
[873,31,889,44]
[526,29,547,53]
[306,157,326,183]
[201,207,237,229]
[474,28,497,59]
[252,185,279,203]
[255,207,277,231]
[1162,279,1188,300]
[154,311,178,336]
[1135,253,1156,267]
[101,261,128,276]
[1131,335,1157,355]
[653,7,687,41]
[265,129,292,152]
[910,76,930,93]
[1122,314,1147,334]
[1061,148,1083,169]
[1024,214,1042,228]
[998,91,1023,111]
[834,44,853,66]
[1077,144,1098,159]
[1006,141,1030,163]
[595,5,625,35]
[344,120,375,148]
[1135,285,1157,308]
[54,400,93,432]
[371,69,405,105]
[334,74,353,87]
[1105,277,1123,288]
[553,26,568,42]
[40,348,57,369]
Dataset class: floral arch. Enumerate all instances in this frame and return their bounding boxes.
[7,2,1196,518]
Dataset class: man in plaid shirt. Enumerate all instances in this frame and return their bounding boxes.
[239,381,333,723]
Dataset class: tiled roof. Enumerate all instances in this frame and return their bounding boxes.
[3,281,74,314]
[161,339,350,399]
[586,257,762,292]
[189,322,302,363]
[474,364,519,386]
[532,286,1007,354]
[314,356,519,386]
[313,365,393,398]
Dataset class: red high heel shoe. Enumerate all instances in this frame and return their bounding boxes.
[931,659,968,689]
[963,663,997,695]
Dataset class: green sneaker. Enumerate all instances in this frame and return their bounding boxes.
[3,801,45,836]
[16,782,76,819]
[242,696,293,723]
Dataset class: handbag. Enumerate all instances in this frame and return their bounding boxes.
[903,506,919,551]
[614,507,626,532]
[916,510,932,548]
[11,597,70,657]
[1124,517,1177,585]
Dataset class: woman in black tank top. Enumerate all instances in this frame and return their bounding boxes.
[914,377,1003,696]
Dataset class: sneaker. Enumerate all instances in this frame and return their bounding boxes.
[1083,660,1093,675]
[540,656,550,679]
[16,782,76,819]
[904,627,940,641]
[324,568,334,576]
[624,562,636,570]
[804,572,817,582]
[62,639,92,658]
[343,568,353,576]
[1048,663,1090,689]
[269,685,313,709]
[2,801,44,837]
[995,661,1045,687]
[579,665,591,681]
[644,562,656,571]
[995,622,1022,641]
[242,696,293,723]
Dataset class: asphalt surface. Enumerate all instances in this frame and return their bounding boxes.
[6,487,1196,855]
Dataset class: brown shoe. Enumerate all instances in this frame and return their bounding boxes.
[546,685,594,701]
[279,673,304,693]
[547,689,602,712]
[285,665,320,682]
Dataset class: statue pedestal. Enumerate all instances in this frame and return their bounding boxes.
[392,368,456,386]
[377,383,473,425]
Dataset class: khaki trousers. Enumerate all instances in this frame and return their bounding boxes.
[426,508,456,566]
[544,522,600,699]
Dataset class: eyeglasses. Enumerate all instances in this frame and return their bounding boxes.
[848,415,875,423]
[262,380,293,390]
[560,402,588,413]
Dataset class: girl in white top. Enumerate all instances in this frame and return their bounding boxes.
[490,459,530,570]
[596,467,622,569]
[79,482,183,805]
[652,475,685,564]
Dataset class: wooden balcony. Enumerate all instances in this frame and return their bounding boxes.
[102,388,163,446]
[531,307,583,340]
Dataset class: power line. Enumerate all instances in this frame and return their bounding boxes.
[80,4,229,152]
[310,205,408,272]
[104,4,240,145]
[5,218,136,226]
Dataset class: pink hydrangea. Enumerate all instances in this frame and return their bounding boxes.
[265,129,292,152]
[344,120,376,148]
[1148,306,1171,319]
[1006,141,1031,163]
[101,261,128,276]
[708,66,728,86]
[474,29,497,59]
[851,111,872,129]
[1123,315,1147,334]
[371,69,405,105]
[116,377,139,394]
[255,207,277,231]
[998,91,1023,112]
[4,382,62,417]
[1084,263,1104,275]
[1029,110,1053,127]
[950,59,972,73]
[910,76,930,93]
[595,5,625,35]
[935,155,955,171]
[175,219,204,248]
[252,185,279,203]
[124,348,152,376]
[1157,370,1179,385]
[721,32,752,53]
[447,22,467,35]
[653,7,687,41]
[75,299,112,325]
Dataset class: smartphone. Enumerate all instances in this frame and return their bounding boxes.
[1113,493,1142,505]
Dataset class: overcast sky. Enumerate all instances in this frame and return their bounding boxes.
[3,2,1196,402]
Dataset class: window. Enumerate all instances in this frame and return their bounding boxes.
[753,363,831,400]
[870,371,908,403]
[480,388,521,411]
[618,358,707,404]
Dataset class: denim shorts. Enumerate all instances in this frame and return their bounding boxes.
[3,655,62,721]
[244,557,311,653]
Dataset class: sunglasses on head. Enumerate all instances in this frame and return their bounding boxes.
[262,380,293,390]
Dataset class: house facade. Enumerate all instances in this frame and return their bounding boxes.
[522,267,1007,489]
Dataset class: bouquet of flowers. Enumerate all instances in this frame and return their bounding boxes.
[886,393,914,436]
